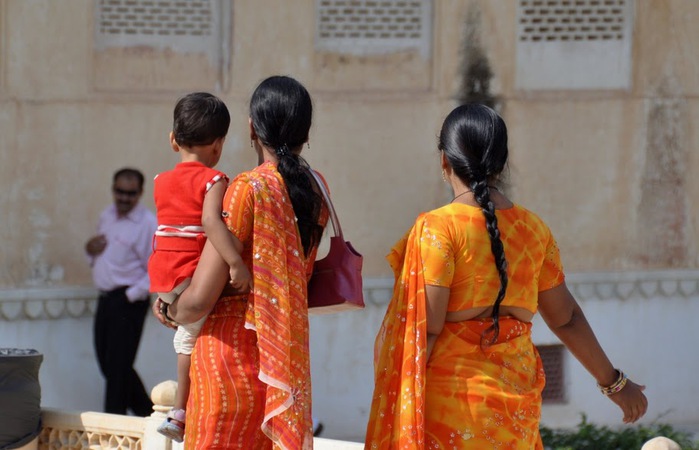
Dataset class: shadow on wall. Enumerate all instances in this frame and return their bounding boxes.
[636,88,690,268]
[456,4,500,111]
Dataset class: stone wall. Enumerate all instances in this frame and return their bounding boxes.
[1,1,697,287]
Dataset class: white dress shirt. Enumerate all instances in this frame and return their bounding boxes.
[89,203,157,301]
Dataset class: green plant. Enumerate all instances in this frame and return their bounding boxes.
[540,414,699,450]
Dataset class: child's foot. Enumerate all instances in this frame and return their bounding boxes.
[157,408,186,443]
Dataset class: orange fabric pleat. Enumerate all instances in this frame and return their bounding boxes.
[365,218,428,449]
[424,318,545,449]
[186,298,271,450]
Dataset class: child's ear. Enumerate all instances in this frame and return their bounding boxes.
[213,139,223,156]
[169,131,180,152]
[212,137,225,155]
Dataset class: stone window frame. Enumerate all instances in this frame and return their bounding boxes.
[538,343,567,403]
[315,0,432,58]
[515,0,634,90]
[94,0,230,64]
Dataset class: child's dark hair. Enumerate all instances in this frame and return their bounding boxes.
[438,103,509,346]
[173,92,230,147]
[249,76,324,257]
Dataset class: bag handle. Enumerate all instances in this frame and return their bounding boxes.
[308,169,343,239]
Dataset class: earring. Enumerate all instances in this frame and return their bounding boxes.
[442,169,447,183]
[307,142,310,150]
[250,140,253,148]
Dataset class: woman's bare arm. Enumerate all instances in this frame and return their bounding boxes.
[538,281,648,423]
[202,180,251,291]
[425,285,450,361]
[168,240,230,324]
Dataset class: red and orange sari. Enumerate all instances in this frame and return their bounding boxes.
[365,203,565,449]
[186,162,323,450]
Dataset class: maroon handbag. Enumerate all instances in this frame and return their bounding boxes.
[307,170,364,314]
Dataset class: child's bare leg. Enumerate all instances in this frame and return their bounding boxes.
[156,352,188,442]
[174,353,191,418]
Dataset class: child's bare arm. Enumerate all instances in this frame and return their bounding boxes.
[202,181,251,290]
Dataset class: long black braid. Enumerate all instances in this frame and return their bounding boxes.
[250,76,324,256]
[471,179,508,346]
[438,104,509,346]
[275,146,324,256]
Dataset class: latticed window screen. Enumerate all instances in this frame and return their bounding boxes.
[94,0,224,52]
[515,0,633,89]
[537,344,566,403]
[316,0,432,54]
[518,0,627,42]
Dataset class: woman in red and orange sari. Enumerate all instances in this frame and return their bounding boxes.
[154,76,327,449]
[365,104,648,449]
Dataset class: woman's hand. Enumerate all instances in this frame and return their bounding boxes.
[152,298,178,330]
[170,240,231,324]
[608,379,648,424]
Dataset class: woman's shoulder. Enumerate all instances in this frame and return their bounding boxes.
[415,207,449,224]
[230,162,277,184]
[509,202,544,220]
[420,203,483,224]
[411,206,463,236]
[507,203,555,236]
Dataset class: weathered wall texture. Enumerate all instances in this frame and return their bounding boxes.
[2,0,699,439]
[0,1,697,286]
[0,0,440,286]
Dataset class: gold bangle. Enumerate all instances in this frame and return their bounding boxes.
[597,369,628,396]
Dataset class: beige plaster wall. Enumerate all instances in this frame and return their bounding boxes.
[1,0,698,288]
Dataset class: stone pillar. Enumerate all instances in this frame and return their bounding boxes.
[142,380,182,450]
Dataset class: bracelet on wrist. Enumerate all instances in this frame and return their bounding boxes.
[597,369,628,396]
[159,301,177,325]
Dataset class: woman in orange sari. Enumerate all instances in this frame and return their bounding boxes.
[154,76,327,449]
[365,104,648,449]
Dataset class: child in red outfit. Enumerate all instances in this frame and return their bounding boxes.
[149,92,251,443]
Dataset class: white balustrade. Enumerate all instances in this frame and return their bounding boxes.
[36,380,363,449]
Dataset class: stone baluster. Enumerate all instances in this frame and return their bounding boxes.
[142,380,182,450]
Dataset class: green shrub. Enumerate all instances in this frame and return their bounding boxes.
[540,414,699,450]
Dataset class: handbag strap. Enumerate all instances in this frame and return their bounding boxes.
[308,169,343,239]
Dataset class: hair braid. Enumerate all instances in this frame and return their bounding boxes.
[276,150,324,256]
[439,103,510,348]
[471,179,508,346]
[250,76,324,257]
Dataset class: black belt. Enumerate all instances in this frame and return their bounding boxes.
[99,286,128,297]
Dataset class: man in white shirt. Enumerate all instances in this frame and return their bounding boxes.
[85,168,157,416]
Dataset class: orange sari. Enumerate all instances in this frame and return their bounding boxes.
[186,162,322,450]
[365,204,564,449]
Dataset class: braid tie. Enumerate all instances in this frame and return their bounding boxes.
[276,143,290,157]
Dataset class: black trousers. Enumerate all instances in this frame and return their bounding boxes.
[93,287,153,416]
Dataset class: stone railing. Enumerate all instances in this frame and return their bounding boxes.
[39,409,148,450]
[33,380,363,450]
[3,270,699,322]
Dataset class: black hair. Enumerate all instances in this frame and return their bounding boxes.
[173,92,230,147]
[249,75,323,256]
[438,103,509,346]
[113,167,145,191]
